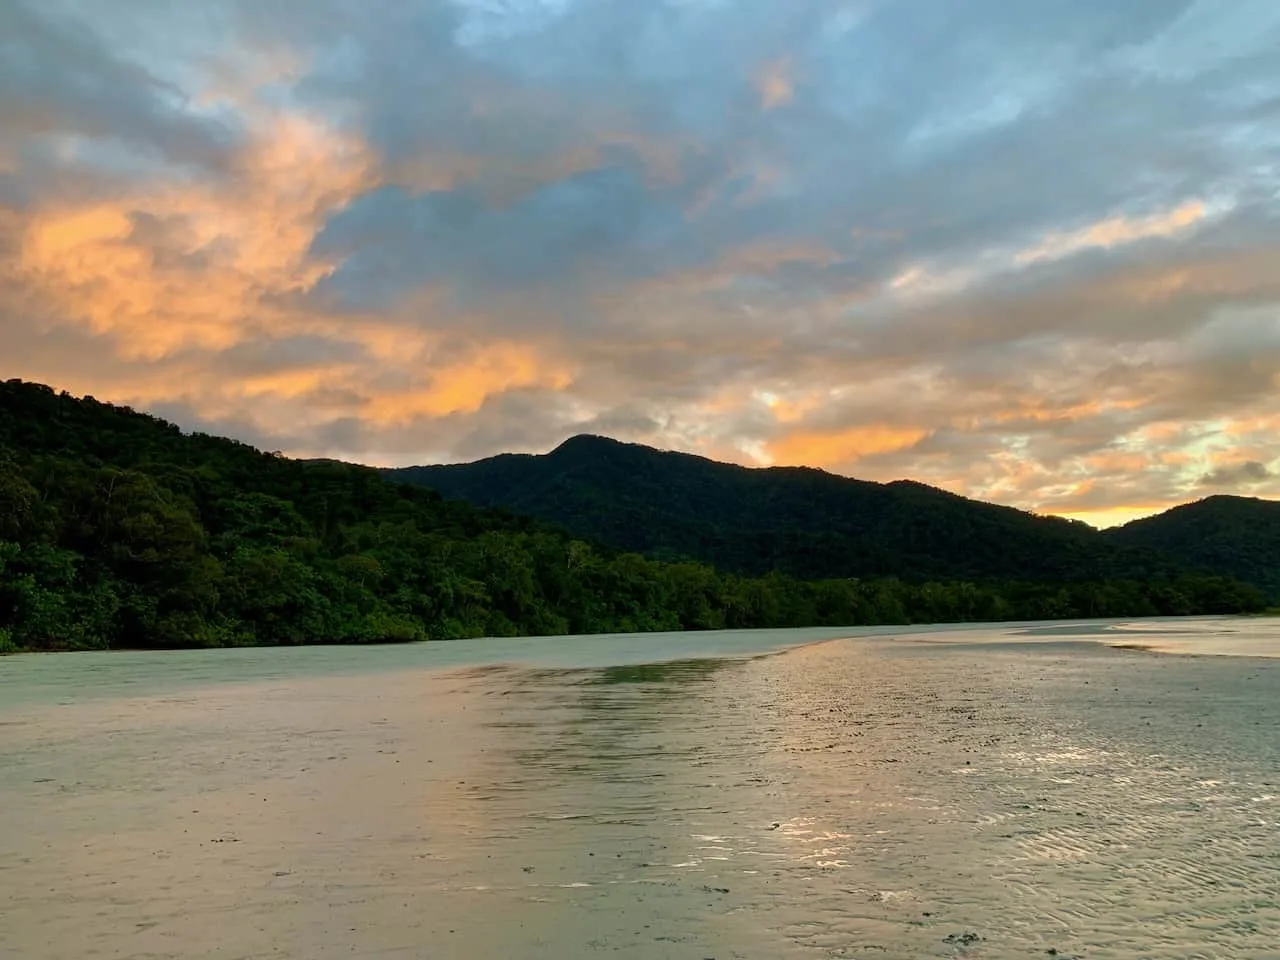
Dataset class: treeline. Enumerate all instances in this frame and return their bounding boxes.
[0,381,1267,652]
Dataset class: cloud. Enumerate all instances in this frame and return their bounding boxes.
[1201,460,1275,488]
[3,0,1280,525]
[0,2,241,175]
[767,426,931,469]
[756,58,795,111]
[1012,201,1214,267]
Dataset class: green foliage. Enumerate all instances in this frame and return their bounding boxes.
[387,436,1191,584]
[1108,495,1280,600]
[0,380,1268,652]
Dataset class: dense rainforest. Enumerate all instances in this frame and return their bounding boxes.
[0,380,1267,652]
[387,435,1279,596]
[1105,495,1280,600]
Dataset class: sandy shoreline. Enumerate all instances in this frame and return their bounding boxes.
[5,615,1277,711]
[3,619,1279,958]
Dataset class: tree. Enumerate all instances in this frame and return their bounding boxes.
[0,378,1267,652]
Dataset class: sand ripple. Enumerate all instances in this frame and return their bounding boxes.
[2,630,1278,958]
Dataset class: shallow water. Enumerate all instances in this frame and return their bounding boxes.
[2,619,1279,959]
[0,624,915,709]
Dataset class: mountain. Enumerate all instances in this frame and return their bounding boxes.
[1108,496,1280,599]
[1,380,1267,653]
[385,435,1186,585]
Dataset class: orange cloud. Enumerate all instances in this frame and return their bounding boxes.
[1222,413,1280,437]
[16,110,375,359]
[754,387,831,425]
[881,201,1225,309]
[1135,421,1189,443]
[3,91,591,456]
[991,394,1148,427]
[767,425,929,468]
[362,342,576,423]
[1081,450,1154,474]
[237,366,355,401]
[1014,200,1211,266]
[756,58,794,110]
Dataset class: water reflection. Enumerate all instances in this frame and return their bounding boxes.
[590,659,730,685]
[3,632,1279,960]
[443,639,1280,958]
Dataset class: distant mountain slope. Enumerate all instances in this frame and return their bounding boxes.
[385,435,1183,584]
[1,381,1266,653]
[1107,495,1280,599]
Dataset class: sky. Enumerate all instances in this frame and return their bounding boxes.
[3,0,1279,527]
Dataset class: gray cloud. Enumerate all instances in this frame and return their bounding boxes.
[1201,460,1275,488]
[310,158,700,310]
[0,2,241,177]
[296,0,1280,354]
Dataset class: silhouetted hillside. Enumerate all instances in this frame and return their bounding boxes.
[1108,496,1280,600]
[386,436,1184,584]
[9,381,1261,652]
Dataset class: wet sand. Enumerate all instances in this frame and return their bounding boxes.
[3,620,1279,959]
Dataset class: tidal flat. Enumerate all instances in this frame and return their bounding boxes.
[2,618,1278,959]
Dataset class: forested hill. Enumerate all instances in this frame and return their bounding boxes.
[1108,496,1280,599]
[386,436,1185,585]
[0,381,1266,652]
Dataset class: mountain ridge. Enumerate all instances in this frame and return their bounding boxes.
[385,433,1242,589]
[395,433,1280,528]
[1105,493,1280,598]
[0,379,1268,653]
[401,432,1089,518]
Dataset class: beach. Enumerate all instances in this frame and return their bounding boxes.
[2,618,1278,959]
